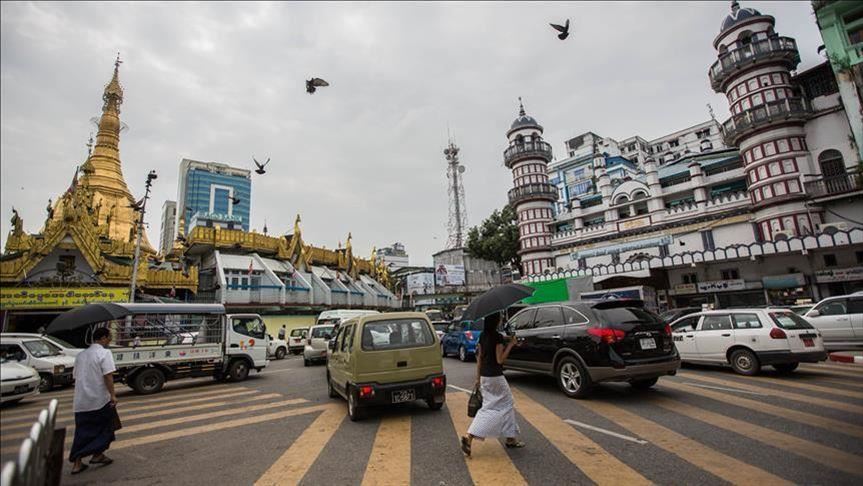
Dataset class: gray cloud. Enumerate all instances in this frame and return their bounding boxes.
[1,1,825,265]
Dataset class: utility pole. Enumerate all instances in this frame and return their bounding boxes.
[129,170,158,302]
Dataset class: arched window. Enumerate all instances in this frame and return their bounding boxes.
[515,134,525,145]
[738,30,753,46]
[614,195,629,205]
[818,149,845,177]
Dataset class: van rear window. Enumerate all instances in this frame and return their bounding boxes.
[311,326,334,338]
[361,319,434,351]
[770,312,813,330]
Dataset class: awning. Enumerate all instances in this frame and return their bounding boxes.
[592,268,651,283]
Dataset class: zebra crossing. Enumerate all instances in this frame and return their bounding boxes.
[1,362,860,484]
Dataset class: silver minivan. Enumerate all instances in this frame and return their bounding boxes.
[303,324,335,366]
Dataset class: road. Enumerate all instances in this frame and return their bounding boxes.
[2,355,862,485]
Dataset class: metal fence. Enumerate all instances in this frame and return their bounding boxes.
[92,313,224,347]
[1,399,65,486]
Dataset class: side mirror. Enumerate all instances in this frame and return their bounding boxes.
[807,310,820,317]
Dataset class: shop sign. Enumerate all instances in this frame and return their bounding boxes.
[672,283,698,295]
[697,279,745,293]
[618,216,651,231]
[571,236,672,260]
[762,273,806,289]
[0,287,130,310]
[815,266,863,283]
[406,273,434,295]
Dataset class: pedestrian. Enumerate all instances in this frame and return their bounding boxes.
[278,325,286,341]
[69,327,118,474]
[460,311,524,457]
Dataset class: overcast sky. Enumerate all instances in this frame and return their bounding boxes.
[1,1,825,266]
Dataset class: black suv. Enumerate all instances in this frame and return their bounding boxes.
[503,300,680,398]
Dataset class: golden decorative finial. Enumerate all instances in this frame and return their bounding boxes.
[102,53,124,114]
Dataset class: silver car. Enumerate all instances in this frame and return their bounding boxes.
[303,324,335,366]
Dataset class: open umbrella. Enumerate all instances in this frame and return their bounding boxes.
[461,283,535,322]
[46,302,131,334]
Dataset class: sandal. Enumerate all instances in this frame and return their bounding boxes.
[460,436,472,457]
[90,455,114,466]
[71,464,89,475]
[505,440,526,448]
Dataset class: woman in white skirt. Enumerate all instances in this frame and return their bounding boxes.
[461,311,524,456]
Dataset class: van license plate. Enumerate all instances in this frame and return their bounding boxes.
[391,389,415,404]
[802,338,814,347]
[14,385,29,394]
[639,338,657,350]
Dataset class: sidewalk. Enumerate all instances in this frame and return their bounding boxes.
[828,350,863,364]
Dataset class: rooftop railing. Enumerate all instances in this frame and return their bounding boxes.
[709,36,800,91]
[503,141,553,168]
[721,97,810,146]
[805,172,863,199]
[508,182,558,205]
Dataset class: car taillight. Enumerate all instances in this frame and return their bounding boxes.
[769,327,787,339]
[664,324,672,336]
[588,327,626,344]
[358,385,375,399]
[431,376,445,389]
[464,331,474,341]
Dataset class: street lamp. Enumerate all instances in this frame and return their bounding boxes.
[129,170,157,302]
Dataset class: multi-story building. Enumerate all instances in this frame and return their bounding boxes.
[512,1,863,310]
[175,159,251,237]
[159,200,176,256]
[376,242,410,271]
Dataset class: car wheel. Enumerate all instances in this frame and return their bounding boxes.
[556,356,592,398]
[629,377,659,390]
[459,345,468,362]
[228,360,250,382]
[327,372,338,398]
[426,398,444,411]
[275,347,287,360]
[773,362,799,373]
[133,368,166,394]
[38,374,54,393]
[730,349,760,376]
[347,387,364,421]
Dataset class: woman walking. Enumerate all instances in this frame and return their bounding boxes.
[461,311,524,456]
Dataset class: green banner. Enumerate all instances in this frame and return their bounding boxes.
[522,278,570,304]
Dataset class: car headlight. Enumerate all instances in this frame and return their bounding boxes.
[54,365,65,374]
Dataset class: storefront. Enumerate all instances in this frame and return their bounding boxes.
[670,279,766,309]
[762,273,813,306]
[814,266,863,298]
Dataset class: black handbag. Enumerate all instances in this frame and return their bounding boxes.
[467,384,483,417]
[110,404,122,431]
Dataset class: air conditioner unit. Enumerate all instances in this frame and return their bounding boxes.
[772,230,795,241]
[816,222,848,235]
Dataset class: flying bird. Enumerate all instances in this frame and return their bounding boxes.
[253,157,270,175]
[306,77,330,94]
[550,19,570,40]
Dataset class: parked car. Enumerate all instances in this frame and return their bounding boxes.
[502,300,680,398]
[325,312,446,421]
[304,324,336,366]
[0,336,76,392]
[669,309,827,375]
[1,333,83,358]
[441,319,483,362]
[802,294,863,349]
[267,334,288,360]
[0,357,40,404]
[430,321,449,341]
[789,304,814,316]
[659,307,702,324]
[315,309,380,335]
[288,327,309,355]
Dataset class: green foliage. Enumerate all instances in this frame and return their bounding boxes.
[465,204,521,271]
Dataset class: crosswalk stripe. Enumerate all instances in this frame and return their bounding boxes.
[742,375,863,400]
[821,378,863,390]
[679,373,863,414]
[651,396,863,476]
[3,381,230,411]
[511,388,650,486]
[111,403,337,451]
[802,363,863,373]
[361,415,411,486]
[661,381,863,438]
[576,396,792,485]
[445,392,527,486]
[794,367,863,380]
[255,405,345,486]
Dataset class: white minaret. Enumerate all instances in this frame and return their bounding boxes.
[710,1,818,240]
[505,98,556,276]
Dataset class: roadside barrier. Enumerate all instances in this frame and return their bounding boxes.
[1,399,65,486]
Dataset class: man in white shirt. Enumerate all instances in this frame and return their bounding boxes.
[69,327,118,474]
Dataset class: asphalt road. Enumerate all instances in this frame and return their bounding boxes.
[2,354,862,485]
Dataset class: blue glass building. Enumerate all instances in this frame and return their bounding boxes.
[176,159,252,236]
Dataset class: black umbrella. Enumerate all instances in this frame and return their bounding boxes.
[461,283,535,322]
[46,302,131,334]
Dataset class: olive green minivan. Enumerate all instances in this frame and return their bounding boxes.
[326,312,446,421]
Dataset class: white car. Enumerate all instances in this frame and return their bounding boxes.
[267,334,289,360]
[303,324,335,366]
[1,333,84,357]
[0,336,76,391]
[288,327,308,355]
[802,294,863,349]
[0,358,40,404]
[669,309,827,375]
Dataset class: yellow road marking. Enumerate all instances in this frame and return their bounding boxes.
[511,388,649,486]
[362,415,411,486]
[741,375,863,400]
[255,405,345,486]
[821,378,863,390]
[445,392,527,486]
[577,397,792,485]
[651,396,863,476]
[662,381,863,438]
[794,367,863,380]
[801,363,863,373]
[679,373,863,414]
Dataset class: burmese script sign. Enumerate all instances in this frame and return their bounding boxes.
[0,287,130,310]
[815,266,863,283]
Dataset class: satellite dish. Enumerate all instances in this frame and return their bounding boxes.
[458,165,466,173]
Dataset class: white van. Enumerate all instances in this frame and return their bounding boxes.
[0,336,77,391]
[316,309,380,332]
[803,294,863,349]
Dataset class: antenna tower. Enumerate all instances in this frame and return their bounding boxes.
[444,140,468,249]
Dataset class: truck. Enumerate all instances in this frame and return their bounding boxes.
[70,303,269,395]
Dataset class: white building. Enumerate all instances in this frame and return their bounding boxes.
[159,200,176,256]
[514,1,863,310]
[376,242,410,271]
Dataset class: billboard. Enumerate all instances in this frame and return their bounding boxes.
[407,273,435,295]
[435,264,465,286]
[0,287,130,310]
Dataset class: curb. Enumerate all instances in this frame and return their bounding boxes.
[828,353,863,364]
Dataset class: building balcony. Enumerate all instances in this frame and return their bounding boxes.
[805,172,863,200]
[508,182,558,205]
[709,37,800,92]
[721,97,810,147]
[503,141,553,168]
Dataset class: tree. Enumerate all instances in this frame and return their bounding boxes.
[466,204,521,272]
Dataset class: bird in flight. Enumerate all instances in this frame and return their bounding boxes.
[306,77,330,94]
[253,157,270,175]
[550,19,570,40]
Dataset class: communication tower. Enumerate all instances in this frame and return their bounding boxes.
[444,140,468,249]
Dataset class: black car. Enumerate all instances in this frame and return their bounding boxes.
[502,300,680,398]
[659,307,702,324]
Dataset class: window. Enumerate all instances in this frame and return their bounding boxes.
[360,319,434,350]
[562,307,588,325]
[732,313,762,329]
[611,253,621,265]
[683,273,698,285]
[311,325,335,338]
[232,317,266,339]
[0,344,27,362]
[508,309,537,331]
[721,268,740,280]
[856,251,863,265]
[770,312,814,330]
[701,230,716,251]
[672,316,700,333]
[700,315,732,331]
[341,324,354,352]
[534,306,563,328]
[815,299,847,316]
[58,255,76,272]
[823,254,838,268]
